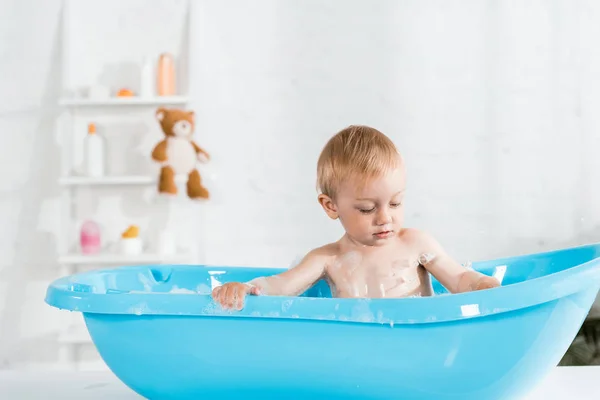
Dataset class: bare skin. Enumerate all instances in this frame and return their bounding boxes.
[212,166,500,310]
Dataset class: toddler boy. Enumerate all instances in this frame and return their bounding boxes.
[212,125,500,310]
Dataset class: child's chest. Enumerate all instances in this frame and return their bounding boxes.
[325,246,432,298]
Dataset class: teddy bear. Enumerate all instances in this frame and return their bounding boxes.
[151,107,210,199]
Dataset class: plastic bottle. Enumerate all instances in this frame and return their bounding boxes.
[80,220,101,254]
[157,53,176,96]
[84,122,105,177]
[140,56,155,97]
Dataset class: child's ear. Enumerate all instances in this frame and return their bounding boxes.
[318,194,338,220]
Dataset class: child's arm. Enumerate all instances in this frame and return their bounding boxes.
[409,230,500,293]
[211,247,330,310]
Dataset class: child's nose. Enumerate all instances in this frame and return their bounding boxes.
[375,210,392,225]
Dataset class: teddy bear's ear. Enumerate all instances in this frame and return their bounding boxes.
[188,111,195,123]
[156,108,166,121]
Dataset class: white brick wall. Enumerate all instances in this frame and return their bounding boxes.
[1,0,600,367]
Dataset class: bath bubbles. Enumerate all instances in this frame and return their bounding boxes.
[129,302,151,316]
[331,251,363,276]
[418,253,436,266]
[265,311,280,318]
[202,301,233,316]
[248,276,274,295]
[281,299,294,312]
[350,299,375,323]
[196,283,212,295]
[138,273,154,292]
[339,251,363,274]
[169,286,197,294]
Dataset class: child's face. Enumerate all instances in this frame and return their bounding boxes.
[319,166,406,246]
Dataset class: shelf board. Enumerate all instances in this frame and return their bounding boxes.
[59,174,187,186]
[58,252,192,265]
[59,175,154,186]
[59,95,189,107]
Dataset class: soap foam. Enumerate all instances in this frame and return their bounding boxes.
[129,302,151,316]
[169,285,197,294]
[138,273,154,292]
[196,283,212,295]
[350,300,375,323]
[281,299,294,312]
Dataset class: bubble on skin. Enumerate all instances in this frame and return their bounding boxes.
[379,283,385,297]
[248,277,269,294]
[329,252,368,297]
[418,253,436,266]
[334,251,363,275]
[409,258,420,269]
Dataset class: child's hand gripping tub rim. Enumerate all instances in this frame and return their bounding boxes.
[212,282,261,311]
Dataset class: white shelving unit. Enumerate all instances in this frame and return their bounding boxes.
[54,0,195,371]
[59,95,189,107]
[58,252,192,265]
[58,174,188,187]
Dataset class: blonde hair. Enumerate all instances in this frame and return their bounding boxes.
[317,125,402,198]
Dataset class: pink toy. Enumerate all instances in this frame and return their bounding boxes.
[80,220,101,254]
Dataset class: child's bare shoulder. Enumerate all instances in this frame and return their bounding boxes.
[398,227,438,248]
[307,242,341,259]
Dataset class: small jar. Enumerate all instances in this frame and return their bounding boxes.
[80,220,101,254]
[121,237,143,255]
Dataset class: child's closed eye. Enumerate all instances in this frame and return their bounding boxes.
[358,207,375,214]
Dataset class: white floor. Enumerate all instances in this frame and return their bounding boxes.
[0,366,598,399]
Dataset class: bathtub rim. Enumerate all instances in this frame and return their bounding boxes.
[45,242,600,325]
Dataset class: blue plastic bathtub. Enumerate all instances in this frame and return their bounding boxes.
[45,243,600,399]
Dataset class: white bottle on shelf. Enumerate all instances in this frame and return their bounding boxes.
[140,56,155,98]
[84,122,105,178]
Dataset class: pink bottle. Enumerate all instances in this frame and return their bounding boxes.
[157,53,176,96]
[80,220,101,254]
